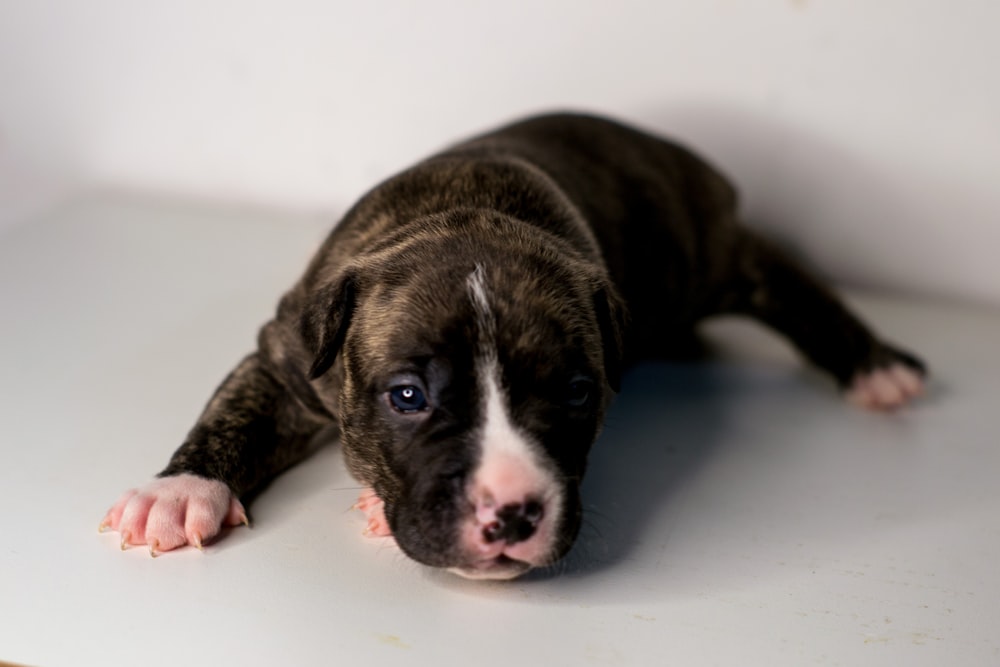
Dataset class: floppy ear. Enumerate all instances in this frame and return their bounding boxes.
[593,282,628,393]
[300,270,357,380]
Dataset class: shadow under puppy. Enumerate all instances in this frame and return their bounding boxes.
[100,112,926,580]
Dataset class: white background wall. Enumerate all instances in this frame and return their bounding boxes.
[1,0,997,306]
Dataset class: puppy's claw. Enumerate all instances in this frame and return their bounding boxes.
[149,540,160,558]
[192,533,204,551]
[240,514,251,529]
[98,519,110,534]
[120,531,131,551]
[363,518,389,537]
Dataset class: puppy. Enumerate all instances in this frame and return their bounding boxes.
[100,113,925,579]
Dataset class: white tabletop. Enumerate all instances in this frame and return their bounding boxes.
[1,195,997,666]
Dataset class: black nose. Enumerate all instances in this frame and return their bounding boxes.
[482,500,544,544]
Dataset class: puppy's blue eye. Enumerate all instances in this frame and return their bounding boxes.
[389,385,428,413]
[565,378,594,408]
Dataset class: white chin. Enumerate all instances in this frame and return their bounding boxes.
[448,558,533,581]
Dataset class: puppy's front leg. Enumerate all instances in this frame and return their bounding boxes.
[100,352,330,555]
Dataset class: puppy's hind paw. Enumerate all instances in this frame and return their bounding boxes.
[846,362,925,412]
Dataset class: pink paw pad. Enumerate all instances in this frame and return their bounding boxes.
[354,488,391,537]
[99,474,247,555]
[846,363,925,412]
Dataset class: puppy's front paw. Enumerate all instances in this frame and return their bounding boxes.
[846,362,925,412]
[99,474,247,556]
[353,488,391,537]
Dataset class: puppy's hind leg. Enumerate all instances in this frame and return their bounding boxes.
[719,231,927,411]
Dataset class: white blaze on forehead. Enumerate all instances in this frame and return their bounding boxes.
[465,265,561,522]
[465,265,507,448]
[466,264,496,359]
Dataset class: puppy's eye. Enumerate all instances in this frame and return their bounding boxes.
[389,385,429,413]
[565,377,594,408]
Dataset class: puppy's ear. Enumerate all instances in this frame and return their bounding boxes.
[300,270,357,380]
[593,282,628,393]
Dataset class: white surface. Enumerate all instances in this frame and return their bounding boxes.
[1,1,999,306]
[1,196,998,666]
[0,157,78,236]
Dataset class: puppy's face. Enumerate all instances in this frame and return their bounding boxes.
[304,217,623,579]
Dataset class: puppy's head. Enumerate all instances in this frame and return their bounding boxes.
[302,213,625,579]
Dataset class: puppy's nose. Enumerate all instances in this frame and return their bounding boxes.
[482,500,544,545]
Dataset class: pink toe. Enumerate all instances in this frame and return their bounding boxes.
[869,371,904,408]
[354,488,380,512]
[223,496,248,528]
[364,515,392,537]
[185,493,234,543]
[144,498,188,552]
[102,489,138,532]
[118,493,156,545]
[356,488,392,537]
[890,364,924,397]
[846,377,878,410]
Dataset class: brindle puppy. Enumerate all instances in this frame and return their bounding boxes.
[100,113,925,579]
